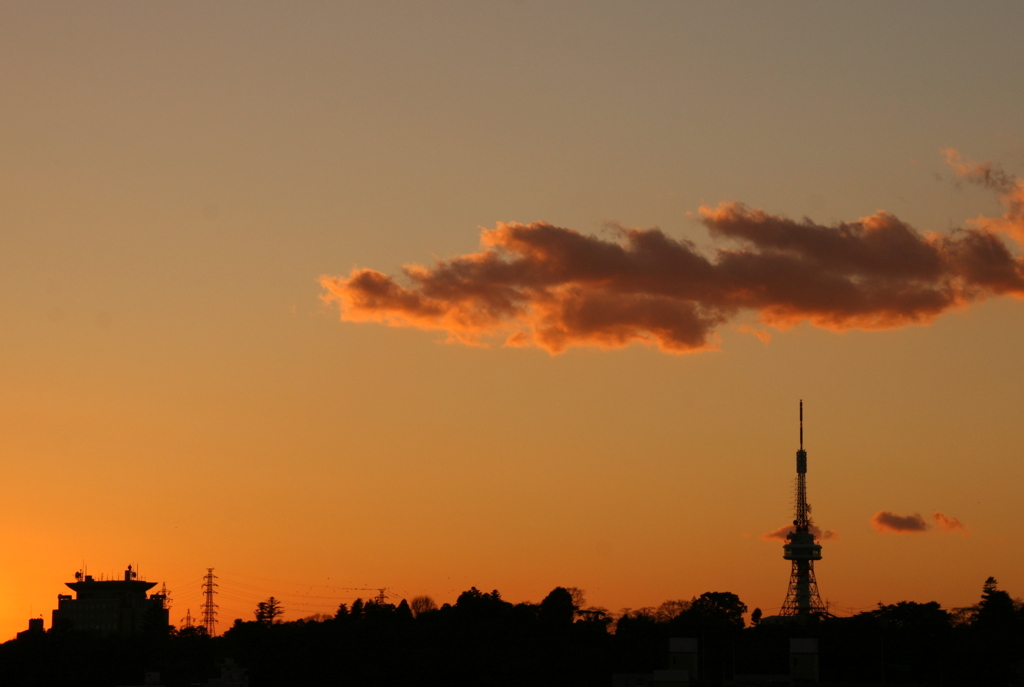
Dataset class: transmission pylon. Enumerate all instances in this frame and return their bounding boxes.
[201,567,219,636]
[779,401,827,618]
[157,582,171,609]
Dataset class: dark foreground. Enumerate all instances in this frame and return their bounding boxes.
[3,582,1023,686]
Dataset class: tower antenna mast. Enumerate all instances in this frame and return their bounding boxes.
[780,400,827,618]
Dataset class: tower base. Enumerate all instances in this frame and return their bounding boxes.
[780,559,827,617]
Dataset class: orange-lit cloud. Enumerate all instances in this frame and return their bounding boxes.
[944,148,1024,247]
[871,511,929,534]
[737,324,772,344]
[321,168,1024,354]
[933,511,966,534]
[763,523,837,541]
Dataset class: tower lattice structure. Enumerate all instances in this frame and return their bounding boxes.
[779,401,827,618]
[201,567,219,636]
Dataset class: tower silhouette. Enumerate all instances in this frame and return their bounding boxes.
[201,568,219,636]
[780,401,827,618]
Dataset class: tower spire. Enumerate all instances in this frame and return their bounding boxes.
[780,401,826,619]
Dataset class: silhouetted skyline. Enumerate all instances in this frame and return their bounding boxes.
[2,1,1022,646]
[6,572,1024,686]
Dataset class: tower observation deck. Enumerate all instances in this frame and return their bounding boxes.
[779,401,827,618]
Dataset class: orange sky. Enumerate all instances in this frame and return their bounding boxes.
[2,2,1023,640]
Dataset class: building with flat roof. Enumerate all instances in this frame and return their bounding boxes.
[52,565,168,636]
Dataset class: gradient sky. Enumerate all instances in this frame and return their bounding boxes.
[2,1,1023,640]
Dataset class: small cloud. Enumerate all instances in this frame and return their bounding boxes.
[933,511,967,535]
[872,511,928,534]
[763,523,836,541]
[763,524,791,541]
[737,324,772,344]
[943,148,1024,247]
[942,148,1017,194]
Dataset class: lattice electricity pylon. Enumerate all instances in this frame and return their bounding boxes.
[201,568,219,636]
[156,582,171,609]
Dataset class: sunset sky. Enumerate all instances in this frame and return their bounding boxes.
[2,1,1023,640]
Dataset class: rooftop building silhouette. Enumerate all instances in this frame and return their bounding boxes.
[51,564,168,637]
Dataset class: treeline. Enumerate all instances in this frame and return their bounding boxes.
[2,578,1024,686]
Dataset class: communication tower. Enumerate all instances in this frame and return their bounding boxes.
[201,568,219,636]
[779,401,827,618]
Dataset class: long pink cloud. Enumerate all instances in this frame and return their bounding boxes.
[320,153,1024,354]
[870,510,967,535]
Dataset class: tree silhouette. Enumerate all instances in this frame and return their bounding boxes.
[410,595,437,617]
[255,597,284,625]
[977,576,1015,630]
[539,587,576,629]
[349,598,364,620]
[565,587,586,613]
[655,599,691,622]
[685,591,747,631]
